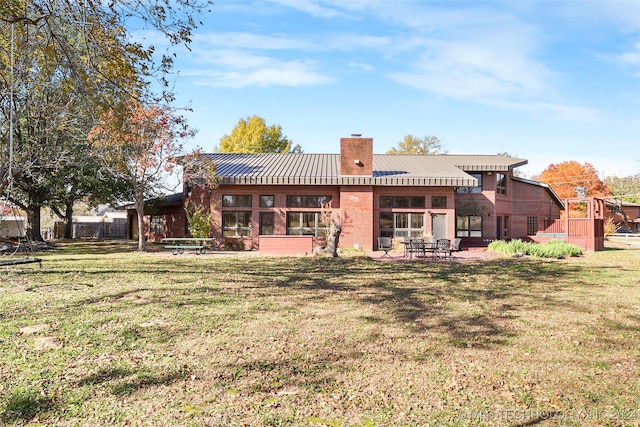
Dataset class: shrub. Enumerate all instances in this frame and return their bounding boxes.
[488,239,583,258]
[184,203,214,238]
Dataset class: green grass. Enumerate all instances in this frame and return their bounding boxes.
[1,241,640,426]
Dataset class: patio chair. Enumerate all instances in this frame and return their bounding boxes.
[378,237,393,258]
[434,238,452,260]
[408,238,427,260]
[451,238,462,252]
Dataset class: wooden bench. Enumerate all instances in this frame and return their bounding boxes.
[162,238,214,255]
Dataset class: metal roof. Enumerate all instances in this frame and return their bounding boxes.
[201,153,528,187]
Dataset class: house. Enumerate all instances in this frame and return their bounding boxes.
[0,216,26,238]
[606,200,640,232]
[53,211,128,239]
[135,136,563,253]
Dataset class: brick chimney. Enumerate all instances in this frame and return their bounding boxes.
[340,134,373,176]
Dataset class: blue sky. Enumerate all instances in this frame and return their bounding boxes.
[162,0,640,178]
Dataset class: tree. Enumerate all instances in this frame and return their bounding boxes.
[534,161,610,201]
[604,175,640,204]
[1,0,212,230]
[88,101,194,251]
[217,115,302,153]
[386,135,447,155]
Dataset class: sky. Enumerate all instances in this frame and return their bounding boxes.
[159,0,640,178]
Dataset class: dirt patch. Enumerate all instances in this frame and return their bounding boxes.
[19,324,50,335]
[33,336,62,351]
[139,318,171,328]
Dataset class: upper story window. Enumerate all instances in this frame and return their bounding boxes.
[496,173,507,195]
[431,196,447,209]
[456,173,483,194]
[259,195,275,207]
[380,196,425,209]
[286,195,332,208]
[222,195,252,207]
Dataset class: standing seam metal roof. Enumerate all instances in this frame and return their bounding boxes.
[202,153,528,187]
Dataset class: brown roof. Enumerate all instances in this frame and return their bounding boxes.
[202,153,528,187]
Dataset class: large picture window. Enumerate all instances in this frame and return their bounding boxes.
[456,215,483,237]
[222,195,252,207]
[222,211,252,237]
[286,195,332,208]
[286,212,328,236]
[380,196,425,209]
[379,212,424,238]
[456,173,483,194]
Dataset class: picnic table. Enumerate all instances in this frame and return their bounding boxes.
[403,238,453,260]
[162,238,215,255]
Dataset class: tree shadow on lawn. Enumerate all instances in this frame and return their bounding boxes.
[76,365,191,397]
[253,257,592,350]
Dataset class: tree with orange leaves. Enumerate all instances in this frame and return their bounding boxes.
[534,161,610,201]
[88,101,194,251]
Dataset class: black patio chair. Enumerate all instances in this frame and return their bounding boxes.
[378,237,393,258]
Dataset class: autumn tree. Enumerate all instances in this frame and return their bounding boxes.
[387,135,447,155]
[534,161,610,201]
[1,0,212,228]
[217,115,302,153]
[88,101,194,251]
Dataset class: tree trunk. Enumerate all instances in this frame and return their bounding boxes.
[27,205,44,242]
[313,222,341,257]
[64,201,74,239]
[136,194,146,251]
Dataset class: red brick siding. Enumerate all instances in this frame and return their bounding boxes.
[339,186,374,250]
[340,137,373,176]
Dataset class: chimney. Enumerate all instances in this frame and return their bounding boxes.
[340,135,373,176]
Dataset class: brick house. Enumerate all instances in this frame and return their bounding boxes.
[134,136,563,252]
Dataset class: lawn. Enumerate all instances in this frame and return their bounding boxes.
[1,242,639,426]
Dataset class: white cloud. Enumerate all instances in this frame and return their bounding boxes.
[183,55,332,88]
[264,0,344,18]
[348,61,373,72]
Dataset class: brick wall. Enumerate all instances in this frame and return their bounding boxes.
[340,137,373,176]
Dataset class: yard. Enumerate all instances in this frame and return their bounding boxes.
[1,242,639,426]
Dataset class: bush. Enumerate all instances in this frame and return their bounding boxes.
[488,239,583,258]
[184,204,214,238]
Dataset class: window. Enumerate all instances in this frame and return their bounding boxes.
[456,173,483,194]
[222,211,252,237]
[286,212,328,236]
[260,195,274,208]
[380,196,425,208]
[379,212,424,238]
[431,196,447,209]
[496,173,507,195]
[286,195,332,208]
[527,217,538,236]
[222,195,252,207]
[456,215,483,237]
[150,215,164,235]
[259,212,274,235]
